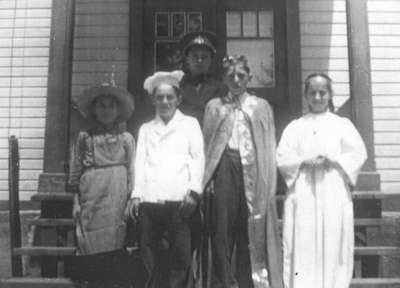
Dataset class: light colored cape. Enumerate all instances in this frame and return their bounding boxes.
[203,92,283,288]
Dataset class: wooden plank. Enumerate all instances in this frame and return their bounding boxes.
[31,192,74,202]
[376,157,400,169]
[375,145,400,156]
[27,218,74,227]
[372,97,400,107]
[0,67,48,77]
[8,136,22,277]
[379,169,400,182]
[0,18,51,28]
[371,71,400,83]
[301,58,349,70]
[0,28,51,38]
[73,48,128,61]
[372,83,400,95]
[351,278,400,286]
[75,14,129,26]
[73,37,128,49]
[301,47,348,58]
[381,183,400,194]
[13,247,76,256]
[0,87,47,97]
[368,12,400,24]
[374,131,400,144]
[0,38,50,48]
[73,60,128,73]
[74,25,129,37]
[369,24,400,36]
[300,11,346,24]
[301,35,348,47]
[299,1,346,12]
[300,23,347,35]
[371,58,400,70]
[354,246,400,256]
[0,277,76,288]
[75,2,129,14]
[368,1,400,12]
[373,108,400,120]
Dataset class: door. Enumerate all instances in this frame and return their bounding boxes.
[129,0,289,134]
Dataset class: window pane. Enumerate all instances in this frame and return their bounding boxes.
[172,13,185,38]
[156,13,169,37]
[259,11,273,38]
[187,12,202,33]
[243,11,257,37]
[227,39,275,88]
[226,11,241,37]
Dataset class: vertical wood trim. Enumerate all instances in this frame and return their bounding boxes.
[128,0,144,99]
[285,0,302,120]
[43,0,75,173]
[346,0,376,171]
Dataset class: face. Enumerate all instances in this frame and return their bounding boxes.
[92,95,119,126]
[223,64,250,97]
[152,83,181,123]
[305,76,332,113]
[186,46,212,76]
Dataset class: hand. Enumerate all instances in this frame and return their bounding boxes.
[302,156,327,168]
[180,191,199,219]
[72,202,80,220]
[126,198,140,220]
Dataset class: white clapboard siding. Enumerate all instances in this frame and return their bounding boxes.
[0,0,52,201]
[368,0,400,194]
[299,0,350,112]
[71,0,130,105]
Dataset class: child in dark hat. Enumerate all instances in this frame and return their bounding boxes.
[69,83,135,288]
[179,31,226,125]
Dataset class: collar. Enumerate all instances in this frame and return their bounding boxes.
[154,109,184,127]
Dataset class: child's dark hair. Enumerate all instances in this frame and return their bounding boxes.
[304,72,335,112]
[222,55,251,75]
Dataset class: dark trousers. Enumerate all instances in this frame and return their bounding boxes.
[211,148,253,288]
[140,202,192,288]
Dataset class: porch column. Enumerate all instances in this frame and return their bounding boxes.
[37,0,75,277]
[346,0,380,190]
[38,0,75,192]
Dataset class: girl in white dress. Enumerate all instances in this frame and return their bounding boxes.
[277,73,367,288]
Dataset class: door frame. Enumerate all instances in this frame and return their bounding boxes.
[127,0,302,124]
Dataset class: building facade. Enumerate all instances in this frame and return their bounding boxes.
[1,0,400,204]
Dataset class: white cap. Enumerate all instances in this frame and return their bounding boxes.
[143,70,185,94]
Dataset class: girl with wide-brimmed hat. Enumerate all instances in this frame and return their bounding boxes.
[68,83,135,288]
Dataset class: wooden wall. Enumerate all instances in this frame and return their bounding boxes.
[299,0,350,111]
[368,0,400,194]
[71,0,130,102]
[0,0,52,200]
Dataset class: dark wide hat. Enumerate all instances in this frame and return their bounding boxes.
[76,83,135,123]
[180,31,217,56]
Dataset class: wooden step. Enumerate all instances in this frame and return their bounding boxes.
[275,191,394,201]
[351,278,400,286]
[355,246,400,256]
[13,247,76,256]
[0,277,76,288]
[27,218,74,227]
[31,192,73,202]
[32,191,394,202]
[277,218,384,227]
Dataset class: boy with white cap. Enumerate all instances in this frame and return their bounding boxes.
[127,70,205,288]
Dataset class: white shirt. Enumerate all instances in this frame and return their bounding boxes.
[131,109,205,202]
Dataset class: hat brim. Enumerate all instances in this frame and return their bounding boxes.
[180,31,217,55]
[76,85,135,123]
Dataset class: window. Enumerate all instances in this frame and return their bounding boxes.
[154,12,203,71]
[226,10,275,87]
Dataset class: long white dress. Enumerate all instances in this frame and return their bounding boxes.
[276,111,367,288]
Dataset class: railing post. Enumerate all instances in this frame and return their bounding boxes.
[8,135,22,277]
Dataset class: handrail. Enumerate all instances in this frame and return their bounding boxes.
[8,135,22,276]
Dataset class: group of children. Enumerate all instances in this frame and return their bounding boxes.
[68,31,367,288]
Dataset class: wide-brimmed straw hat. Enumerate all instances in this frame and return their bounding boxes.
[143,70,185,95]
[76,83,135,122]
[180,31,217,56]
